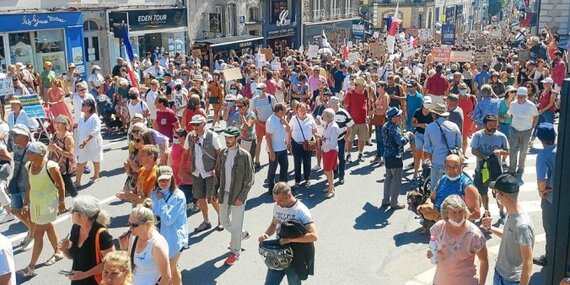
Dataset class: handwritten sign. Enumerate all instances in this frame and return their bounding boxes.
[449,51,473,62]
[402,42,415,58]
[0,78,14,98]
[432,47,451,63]
[19,95,47,119]
[222,68,243,81]
[307,45,319,59]
[192,49,202,58]
[271,61,281,71]
[347,52,359,64]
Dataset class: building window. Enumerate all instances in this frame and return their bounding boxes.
[248,7,259,22]
[345,0,353,17]
[419,14,423,28]
[83,20,100,31]
[211,5,225,36]
[8,30,66,75]
[228,4,237,36]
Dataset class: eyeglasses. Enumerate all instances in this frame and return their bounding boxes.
[191,123,202,126]
[128,222,144,228]
[236,105,244,108]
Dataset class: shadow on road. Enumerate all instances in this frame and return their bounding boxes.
[353,202,395,230]
[245,191,274,212]
[181,252,229,284]
[100,166,125,178]
[393,228,429,246]
[108,214,129,229]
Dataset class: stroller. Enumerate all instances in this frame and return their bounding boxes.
[96,94,123,133]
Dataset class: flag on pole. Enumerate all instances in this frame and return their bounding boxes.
[321,30,330,48]
[121,25,138,88]
[409,33,418,47]
[386,0,401,54]
[343,37,349,59]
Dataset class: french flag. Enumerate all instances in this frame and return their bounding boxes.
[121,25,138,88]
[343,37,349,59]
[409,33,418,47]
[386,0,401,54]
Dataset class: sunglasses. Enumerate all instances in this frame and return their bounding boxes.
[78,88,86,91]
[128,222,144,228]
[191,123,202,126]
[133,138,142,143]
[236,105,244,108]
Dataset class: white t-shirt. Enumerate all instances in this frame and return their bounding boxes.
[146,90,159,120]
[266,113,287,152]
[72,93,95,124]
[273,200,313,238]
[224,148,238,193]
[172,89,188,117]
[88,73,104,89]
[289,115,316,144]
[127,100,149,119]
[184,131,222,178]
[0,234,16,285]
[509,100,538,131]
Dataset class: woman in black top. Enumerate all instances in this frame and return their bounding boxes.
[60,196,114,284]
[411,98,434,178]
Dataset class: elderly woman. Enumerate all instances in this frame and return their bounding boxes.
[48,115,77,197]
[427,195,488,285]
[75,99,103,187]
[73,82,95,126]
[47,78,75,127]
[118,200,172,285]
[7,97,39,130]
[180,94,206,132]
[101,251,133,285]
[317,108,339,198]
[150,166,188,285]
[17,142,66,277]
[288,102,317,187]
[59,196,114,284]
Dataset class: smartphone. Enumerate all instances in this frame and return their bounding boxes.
[58,270,73,276]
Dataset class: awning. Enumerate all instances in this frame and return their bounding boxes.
[194,35,264,48]
[129,26,187,37]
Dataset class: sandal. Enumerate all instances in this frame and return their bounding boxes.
[45,253,64,266]
[325,191,335,199]
[17,266,36,277]
[215,224,225,231]
[73,182,81,188]
[89,177,100,183]
[194,221,212,233]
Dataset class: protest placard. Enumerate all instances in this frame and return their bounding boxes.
[517,49,530,61]
[449,51,473,62]
[307,45,319,58]
[347,52,359,64]
[271,61,281,71]
[19,95,46,119]
[402,42,415,58]
[192,49,202,58]
[0,78,14,98]
[432,47,451,63]
[222,67,243,81]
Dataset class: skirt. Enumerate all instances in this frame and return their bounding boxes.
[323,150,338,172]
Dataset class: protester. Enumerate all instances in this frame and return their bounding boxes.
[424,63,448,104]
[381,107,409,209]
[472,84,500,129]
[344,77,370,162]
[508,87,538,178]
[372,81,389,164]
[456,83,477,154]
[446,94,463,136]
[289,103,316,187]
[48,115,78,198]
[328,96,353,185]
[411,97,433,178]
[7,98,39,130]
[0,233,15,285]
[499,86,517,136]
[101,251,133,285]
[253,83,277,168]
[47,78,75,126]
[317,108,339,198]
[265,103,290,193]
[75,99,103,187]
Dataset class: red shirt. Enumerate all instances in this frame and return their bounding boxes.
[425,73,449,96]
[552,59,566,87]
[265,79,277,96]
[182,108,206,131]
[344,88,368,124]
[155,108,178,140]
[537,89,557,113]
[171,144,192,186]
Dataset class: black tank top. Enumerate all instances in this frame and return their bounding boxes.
[386,84,401,108]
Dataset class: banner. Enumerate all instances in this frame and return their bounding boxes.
[307,45,319,58]
[449,51,473,62]
[441,24,456,45]
[0,78,14,98]
[19,95,47,119]
[432,47,451,63]
[222,68,243,81]
[347,52,359,64]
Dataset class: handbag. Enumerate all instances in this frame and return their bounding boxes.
[296,117,316,152]
[370,114,385,126]
[123,175,137,193]
[435,121,465,161]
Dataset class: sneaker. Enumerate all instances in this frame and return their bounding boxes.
[241,231,251,240]
[391,203,406,210]
[533,255,547,266]
[357,153,363,161]
[225,253,239,266]
[194,221,212,233]
[346,154,352,163]
[83,166,92,174]
[21,236,34,252]
[312,165,322,171]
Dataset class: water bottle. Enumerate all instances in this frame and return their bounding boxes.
[429,235,439,264]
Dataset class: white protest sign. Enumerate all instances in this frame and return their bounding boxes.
[257,54,266,68]
[271,61,281,71]
[402,42,415,58]
[347,52,359,64]
[222,67,243,81]
[307,45,319,58]
[0,78,14,98]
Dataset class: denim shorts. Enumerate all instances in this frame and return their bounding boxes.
[414,132,425,151]
[10,192,25,209]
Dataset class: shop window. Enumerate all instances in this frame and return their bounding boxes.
[212,5,226,36]
[248,7,259,22]
[9,32,33,67]
[228,4,237,36]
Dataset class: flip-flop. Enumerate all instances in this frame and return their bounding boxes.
[89,177,100,183]
[17,266,36,277]
[44,253,64,266]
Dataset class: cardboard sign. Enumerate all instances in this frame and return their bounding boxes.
[19,95,47,119]
[441,24,456,46]
[222,67,243,81]
[369,43,385,59]
[307,45,319,59]
[402,42,415,58]
[191,49,202,58]
[449,51,473,62]
[260,48,273,61]
[432,47,451,63]
[517,49,530,61]
[0,78,14,98]
[271,61,281,71]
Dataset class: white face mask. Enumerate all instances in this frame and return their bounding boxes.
[446,174,461,181]
[448,218,465,227]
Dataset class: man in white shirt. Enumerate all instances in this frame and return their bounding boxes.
[181,115,223,233]
[126,88,150,121]
[0,233,15,285]
[265,103,291,193]
[508,87,538,177]
[145,79,160,125]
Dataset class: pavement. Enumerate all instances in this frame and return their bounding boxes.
[2,121,549,285]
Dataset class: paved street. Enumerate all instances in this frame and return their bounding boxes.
[3,125,548,285]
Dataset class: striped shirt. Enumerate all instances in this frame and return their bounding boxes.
[334,108,354,140]
[253,94,276,121]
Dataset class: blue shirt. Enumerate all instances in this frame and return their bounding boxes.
[150,188,188,258]
[472,97,501,128]
[406,92,424,130]
[434,173,473,212]
[423,117,462,168]
[333,70,346,93]
[536,144,556,203]
[382,121,409,159]
[473,71,490,91]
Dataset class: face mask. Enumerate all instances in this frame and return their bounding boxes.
[181,75,189,81]
[173,138,180,144]
[447,218,465,227]
[228,101,234,107]
[446,174,461,181]
[459,89,467,95]
[256,89,262,96]
[229,89,237,95]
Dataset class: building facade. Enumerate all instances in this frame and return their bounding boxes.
[370,0,435,32]
[263,0,302,55]
[434,0,476,32]
[301,0,360,48]
[538,0,570,38]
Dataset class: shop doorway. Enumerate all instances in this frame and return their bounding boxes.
[138,33,163,58]
[83,20,101,73]
[268,37,293,58]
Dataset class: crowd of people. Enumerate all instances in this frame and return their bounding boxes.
[0,22,568,285]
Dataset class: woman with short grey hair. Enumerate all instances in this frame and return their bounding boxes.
[317,108,339,198]
[426,195,489,285]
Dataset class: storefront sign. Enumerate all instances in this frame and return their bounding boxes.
[19,94,47,119]
[109,9,187,32]
[276,10,291,27]
[0,12,82,33]
[21,14,67,28]
[267,27,296,38]
[0,78,14,98]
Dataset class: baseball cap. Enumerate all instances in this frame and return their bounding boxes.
[221,126,240,137]
[541,77,554,84]
[156,166,174,181]
[489,173,520,194]
[516,87,528,97]
[190,115,206,124]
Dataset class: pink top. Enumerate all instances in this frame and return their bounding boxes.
[430,220,486,285]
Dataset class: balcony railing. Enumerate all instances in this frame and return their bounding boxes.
[312,9,326,21]
[331,8,343,19]
[373,0,434,5]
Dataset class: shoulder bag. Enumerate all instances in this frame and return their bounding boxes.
[435,121,465,161]
[296,117,316,152]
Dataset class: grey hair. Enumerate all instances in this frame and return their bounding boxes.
[440,195,471,220]
[322,108,335,121]
[272,181,292,195]
[128,87,139,95]
[480,84,493,97]
[72,195,111,226]
[28,141,48,157]
[76,81,88,90]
